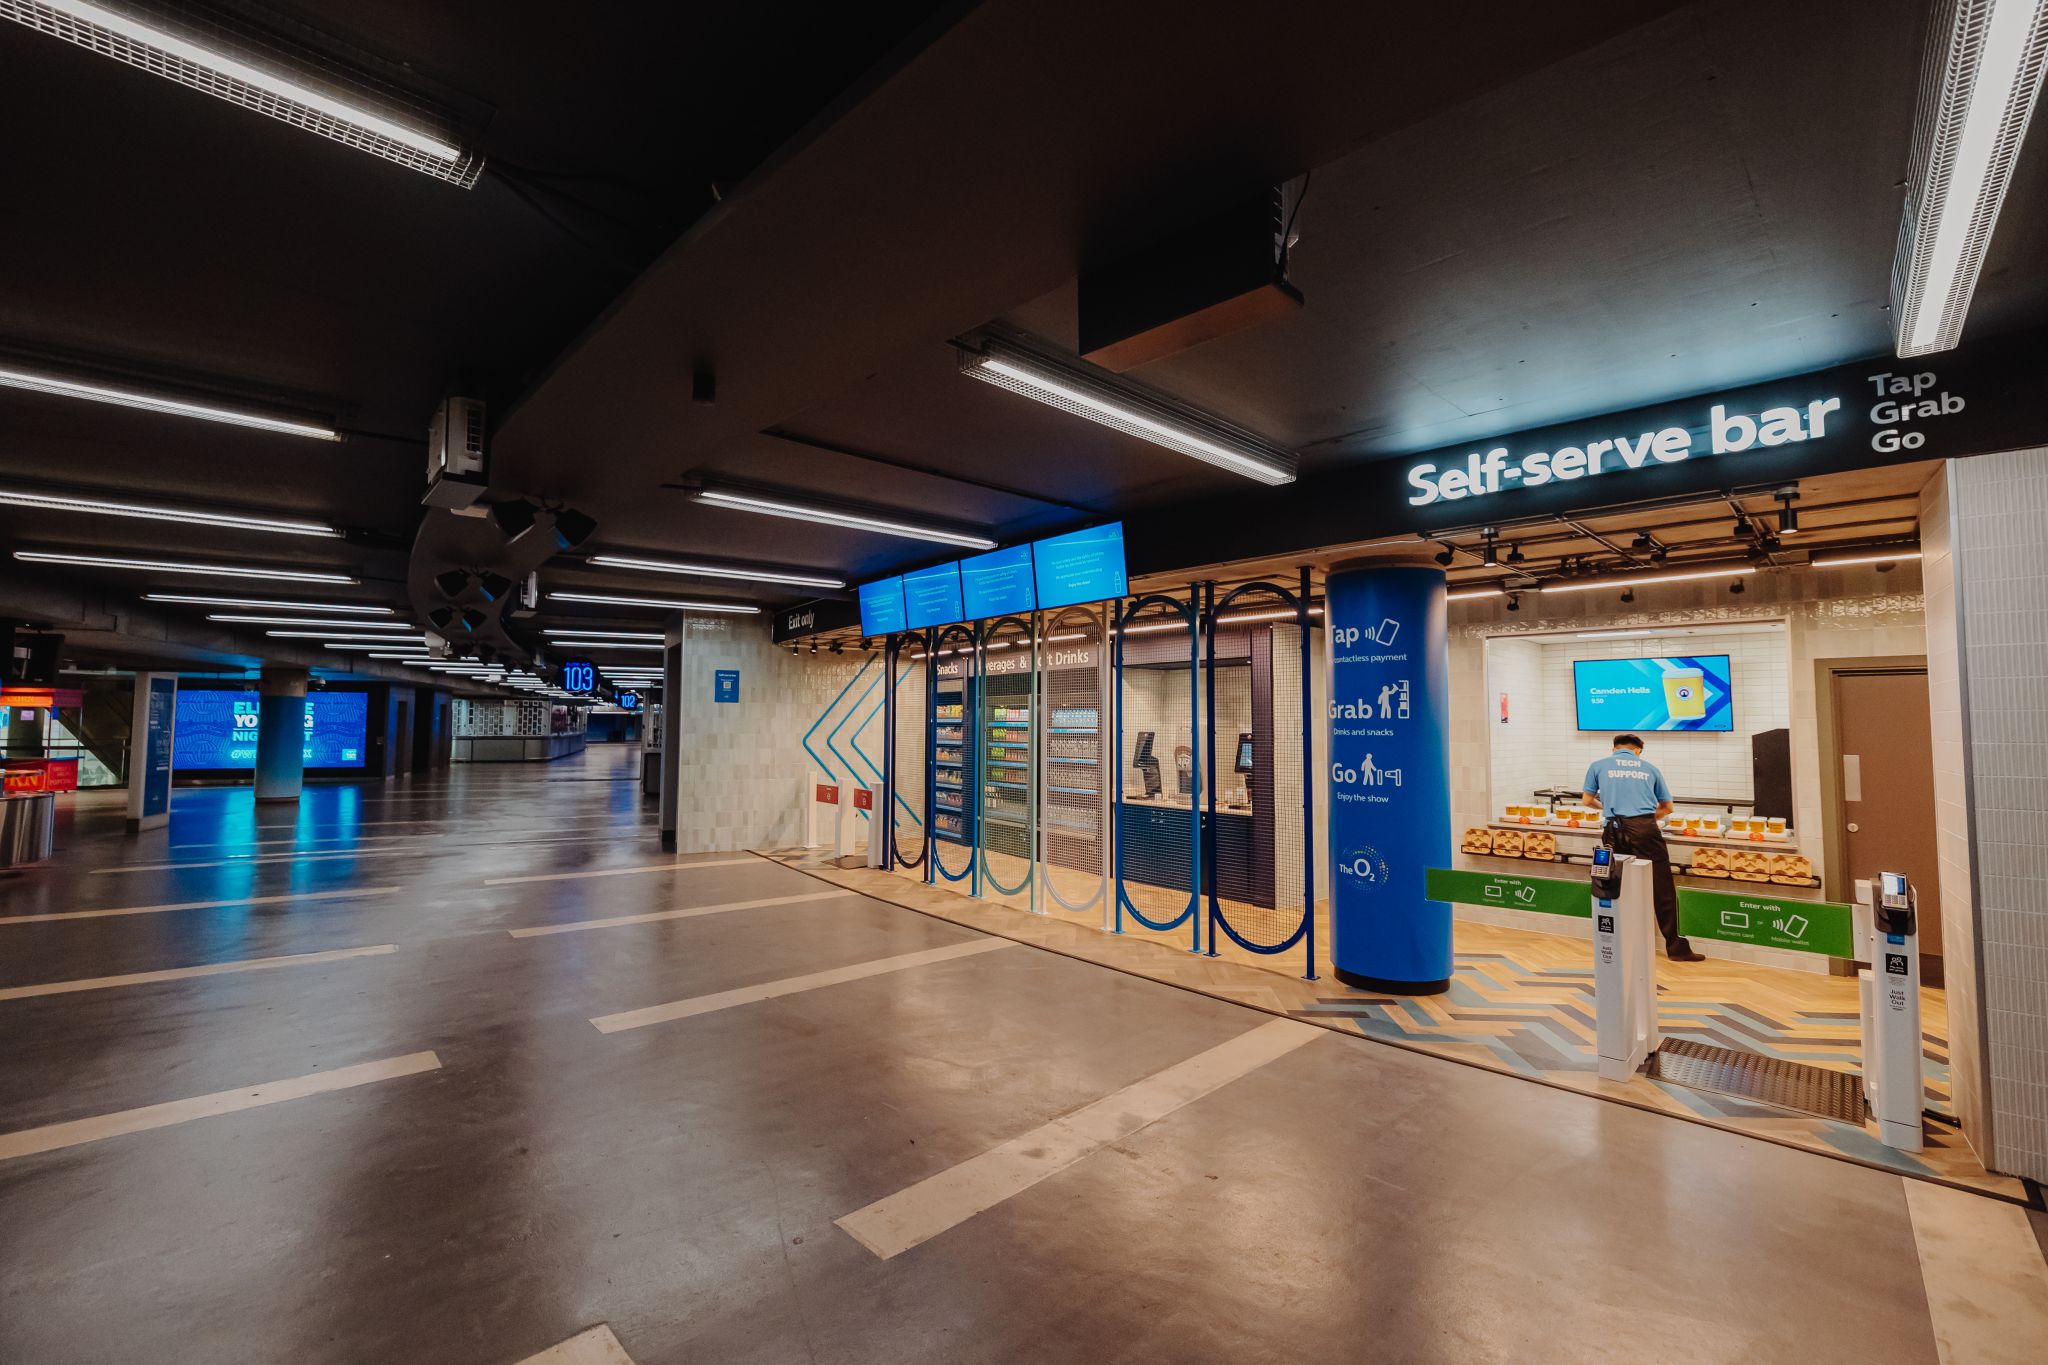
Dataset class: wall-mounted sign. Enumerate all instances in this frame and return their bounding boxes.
[960,544,1037,618]
[713,669,740,703]
[1033,521,1127,609]
[1679,888,1852,957]
[617,691,640,710]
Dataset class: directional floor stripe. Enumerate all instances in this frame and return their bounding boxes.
[510,890,856,938]
[0,1051,441,1161]
[836,1018,1323,1258]
[514,1324,638,1365]
[591,938,1014,1033]
[0,943,397,1000]
[0,885,401,925]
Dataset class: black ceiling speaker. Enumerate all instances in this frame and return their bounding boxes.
[551,507,598,552]
[433,569,473,599]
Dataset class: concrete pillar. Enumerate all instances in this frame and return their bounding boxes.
[253,667,309,803]
[658,621,683,851]
[1323,559,1452,993]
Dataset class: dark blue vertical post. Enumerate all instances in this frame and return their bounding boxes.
[1300,565,1318,981]
[1204,581,1219,956]
[1112,603,1126,934]
[924,629,937,886]
[882,635,896,872]
[253,667,308,804]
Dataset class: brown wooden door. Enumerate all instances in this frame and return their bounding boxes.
[1832,668,1941,974]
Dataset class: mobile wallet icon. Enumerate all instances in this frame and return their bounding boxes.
[1777,914,1810,940]
[1372,618,1400,647]
[1514,884,1537,905]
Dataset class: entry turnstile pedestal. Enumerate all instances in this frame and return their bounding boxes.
[1858,872,1925,1151]
[1592,850,1660,1081]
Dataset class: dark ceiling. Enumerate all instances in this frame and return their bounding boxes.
[3,0,2045,672]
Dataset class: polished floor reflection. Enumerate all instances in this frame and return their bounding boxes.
[3,745,2044,1364]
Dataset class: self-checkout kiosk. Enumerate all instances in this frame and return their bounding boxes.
[1591,847,1660,1081]
[1858,871,1924,1151]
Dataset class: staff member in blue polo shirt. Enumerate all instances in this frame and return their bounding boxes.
[1583,734,1704,961]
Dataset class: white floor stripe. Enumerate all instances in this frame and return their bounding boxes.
[97,832,652,874]
[0,1051,441,1161]
[0,885,401,925]
[514,1324,637,1365]
[0,944,397,1001]
[592,938,1016,1033]
[486,857,757,887]
[836,1018,1323,1259]
[510,890,856,938]
[1904,1178,2048,1363]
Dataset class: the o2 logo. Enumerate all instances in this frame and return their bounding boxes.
[562,660,596,693]
[1336,845,1390,891]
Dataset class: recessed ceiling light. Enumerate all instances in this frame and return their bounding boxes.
[145,594,391,613]
[692,489,995,550]
[550,640,662,651]
[1538,566,1757,595]
[1894,0,2048,355]
[6,0,481,186]
[586,554,845,589]
[0,363,339,439]
[540,629,663,641]
[0,486,338,535]
[959,337,1297,486]
[545,591,761,614]
[14,550,354,582]
[271,631,429,642]
[209,615,418,629]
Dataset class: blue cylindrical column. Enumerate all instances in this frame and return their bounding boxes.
[1324,561,1452,993]
[254,668,309,804]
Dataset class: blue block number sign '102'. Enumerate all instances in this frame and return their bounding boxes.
[1324,564,1452,992]
[562,660,597,693]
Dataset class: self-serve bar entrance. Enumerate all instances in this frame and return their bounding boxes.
[878,575,1322,977]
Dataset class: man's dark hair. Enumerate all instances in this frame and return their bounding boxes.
[1613,734,1644,750]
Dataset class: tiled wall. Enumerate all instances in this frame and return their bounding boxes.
[1486,630,1790,808]
[1940,449,2048,1183]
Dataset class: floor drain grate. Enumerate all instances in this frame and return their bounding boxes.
[1649,1039,1867,1124]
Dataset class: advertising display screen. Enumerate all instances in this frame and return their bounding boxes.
[1032,521,1127,609]
[857,575,908,636]
[1573,655,1733,732]
[902,561,965,629]
[959,544,1036,619]
[173,689,369,769]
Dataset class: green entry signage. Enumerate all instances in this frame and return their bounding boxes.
[1425,868,1589,919]
[1678,888,1853,958]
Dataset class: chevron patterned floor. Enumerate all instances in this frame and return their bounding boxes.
[759,847,2021,1200]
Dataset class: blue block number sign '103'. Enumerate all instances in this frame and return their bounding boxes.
[172,690,367,770]
[562,660,597,693]
[1325,564,1452,991]
[1573,654,1732,732]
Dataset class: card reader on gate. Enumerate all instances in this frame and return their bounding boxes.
[1591,846,1627,901]
[1878,871,1915,937]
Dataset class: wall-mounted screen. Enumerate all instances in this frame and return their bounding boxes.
[902,561,965,629]
[1032,521,1127,610]
[173,689,369,770]
[1573,655,1733,732]
[959,544,1036,619]
[858,576,908,636]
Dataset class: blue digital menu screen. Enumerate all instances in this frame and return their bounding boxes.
[858,576,908,636]
[959,544,1036,619]
[1573,655,1733,732]
[902,562,965,628]
[173,689,369,769]
[1032,521,1127,609]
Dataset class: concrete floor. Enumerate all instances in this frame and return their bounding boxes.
[2,745,2043,1364]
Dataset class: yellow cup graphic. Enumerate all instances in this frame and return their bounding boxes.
[1662,668,1707,720]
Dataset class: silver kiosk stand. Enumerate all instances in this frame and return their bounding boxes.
[1591,847,1660,1081]
[1858,871,1924,1151]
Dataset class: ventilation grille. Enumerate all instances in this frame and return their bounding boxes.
[1,0,484,187]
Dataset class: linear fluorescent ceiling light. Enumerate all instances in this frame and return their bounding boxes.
[545,591,761,614]
[587,554,845,589]
[14,550,353,582]
[1810,550,1926,567]
[146,593,391,613]
[542,629,663,641]
[2,0,482,186]
[552,640,661,651]
[0,486,338,535]
[209,614,416,629]
[0,362,339,439]
[959,337,1297,486]
[1892,0,2048,355]
[1536,566,1757,595]
[692,490,995,550]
